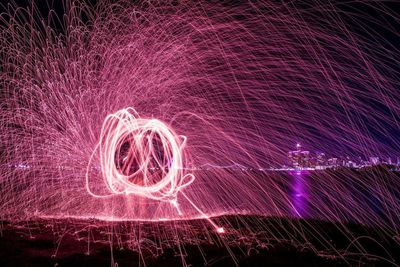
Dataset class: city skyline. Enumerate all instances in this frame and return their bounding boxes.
[286,143,399,170]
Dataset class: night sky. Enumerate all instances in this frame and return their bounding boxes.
[1,0,399,162]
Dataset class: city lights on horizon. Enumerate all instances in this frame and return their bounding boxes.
[7,142,399,172]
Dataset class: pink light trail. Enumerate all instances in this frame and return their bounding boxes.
[0,0,399,224]
[0,0,399,265]
[85,107,222,231]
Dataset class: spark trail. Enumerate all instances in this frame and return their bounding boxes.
[86,107,222,230]
[0,0,399,224]
[0,0,399,265]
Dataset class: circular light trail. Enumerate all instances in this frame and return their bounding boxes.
[85,107,222,231]
[86,107,194,202]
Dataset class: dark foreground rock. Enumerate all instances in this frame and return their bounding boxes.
[0,215,399,266]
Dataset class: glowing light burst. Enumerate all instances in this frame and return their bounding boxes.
[85,107,221,228]
[0,0,399,265]
[86,107,193,201]
[0,0,399,222]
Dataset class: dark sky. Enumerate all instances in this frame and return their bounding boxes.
[1,0,399,161]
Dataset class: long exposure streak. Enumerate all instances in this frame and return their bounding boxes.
[0,0,399,266]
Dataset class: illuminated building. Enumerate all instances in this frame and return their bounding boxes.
[369,157,380,165]
[327,158,338,168]
[288,144,310,169]
[316,152,326,167]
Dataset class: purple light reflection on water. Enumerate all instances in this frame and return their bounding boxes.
[289,170,310,218]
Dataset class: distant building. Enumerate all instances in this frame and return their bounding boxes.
[316,152,326,167]
[327,158,338,168]
[344,156,357,168]
[288,144,310,169]
[369,157,380,165]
